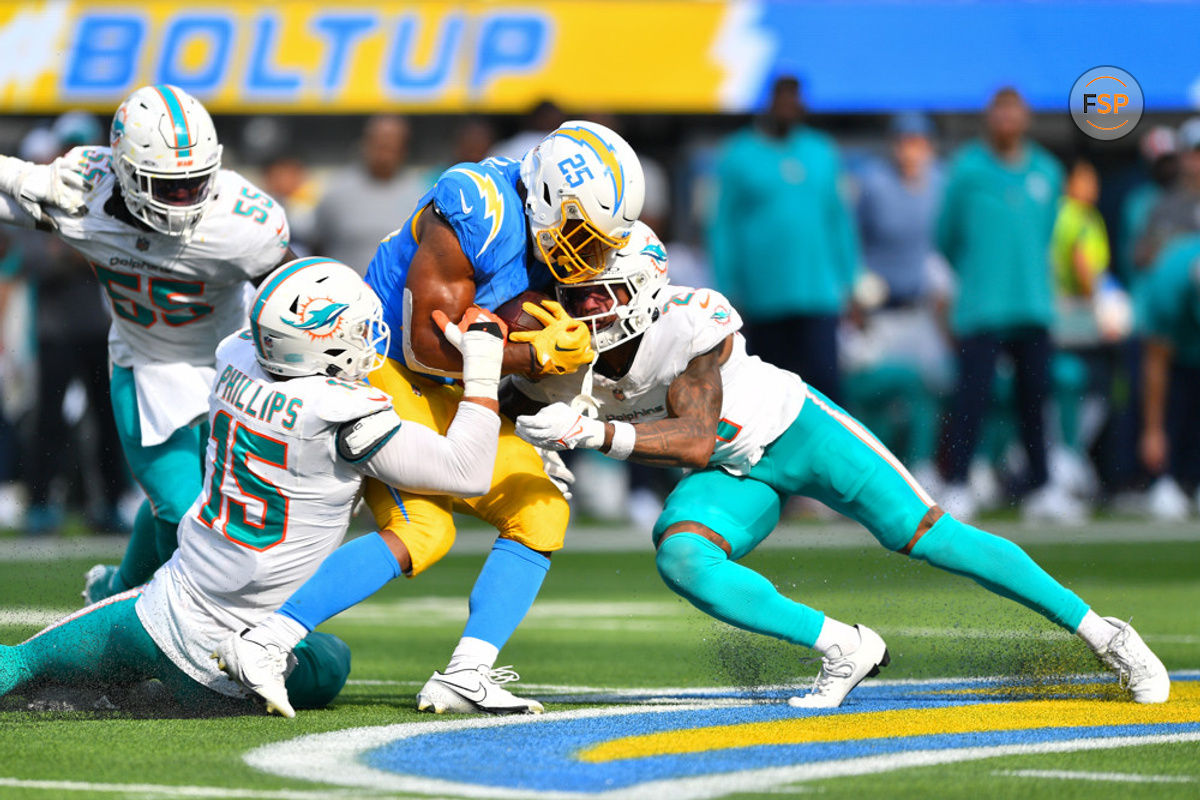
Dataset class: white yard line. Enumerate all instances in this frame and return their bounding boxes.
[0,777,429,799]
[995,769,1196,784]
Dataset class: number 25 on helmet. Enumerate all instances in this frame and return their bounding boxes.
[520,121,645,285]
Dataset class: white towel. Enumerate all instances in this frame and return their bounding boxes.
[133,362,215,446]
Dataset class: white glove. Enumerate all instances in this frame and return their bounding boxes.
[516,402,606,451]
[432,307,506,400]
[0,155,89,227]
[537,447,575,500]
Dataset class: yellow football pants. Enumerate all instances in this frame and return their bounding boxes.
[364,358,570,576]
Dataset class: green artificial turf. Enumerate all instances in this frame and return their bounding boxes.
[0,529,1197,799]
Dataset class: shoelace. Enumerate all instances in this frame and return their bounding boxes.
[1106,623,1150,688]
[810,654,855,692]
[487,665,521,685]
[253,644,290,679]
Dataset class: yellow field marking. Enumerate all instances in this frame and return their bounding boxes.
[579,682,1200,763]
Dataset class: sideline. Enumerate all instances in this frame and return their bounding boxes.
[2,519,1197,561]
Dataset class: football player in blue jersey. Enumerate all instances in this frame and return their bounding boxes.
[229,122,645,714]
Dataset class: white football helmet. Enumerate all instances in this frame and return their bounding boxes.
[110,84,222,237]
[521,120,644,284]
[556,221,669,352]
[250,257,390,381]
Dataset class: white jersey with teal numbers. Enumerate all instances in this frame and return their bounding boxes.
[43,147,289,368]
[514,286,806,475]
[13,147,290,445]
[135,333,393,697]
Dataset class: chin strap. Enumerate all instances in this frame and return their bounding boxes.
[568,350,601,418]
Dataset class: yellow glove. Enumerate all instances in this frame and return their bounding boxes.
[509,299,595,377]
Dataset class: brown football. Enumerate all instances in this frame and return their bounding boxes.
[494,290,553,333]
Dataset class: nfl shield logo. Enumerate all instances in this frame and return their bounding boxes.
[136,236,150,252]
[614,389,626,401]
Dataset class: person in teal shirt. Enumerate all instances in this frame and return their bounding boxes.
[1135,233,1200,501]
[709,76,859,402]
[935,87,1078,522]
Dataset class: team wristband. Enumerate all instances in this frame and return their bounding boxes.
[606,421,636,461]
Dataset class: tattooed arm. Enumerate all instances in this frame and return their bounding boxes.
[601,336,732,469]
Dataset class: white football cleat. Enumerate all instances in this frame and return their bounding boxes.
[788,625,889,709]
[1095,617,1170,703]
[213,629,296,718]
[417,665,544,715]
[82,564,119,606]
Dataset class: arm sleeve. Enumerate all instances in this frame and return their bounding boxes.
[353,401,500,497]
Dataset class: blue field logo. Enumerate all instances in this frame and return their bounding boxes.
[246,674,1200,798]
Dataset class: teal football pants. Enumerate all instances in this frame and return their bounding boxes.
[107,365,208,596]
[0,593,350,712]
[653,387,1089,649]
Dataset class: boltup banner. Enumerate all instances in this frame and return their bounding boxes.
[1,1,1197,114]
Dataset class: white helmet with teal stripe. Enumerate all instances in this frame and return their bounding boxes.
[110,84,222,237]
[250,257,390,381]
[555,221,669,352]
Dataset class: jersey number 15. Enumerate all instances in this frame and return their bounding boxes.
[198,411,289,550]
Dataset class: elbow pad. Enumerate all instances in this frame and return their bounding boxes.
[337,409,402,463]
[402,287,460,378]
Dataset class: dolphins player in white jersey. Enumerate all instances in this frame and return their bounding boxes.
[0,85,296,602]
[512,222,1170,708]
[0,257,508,717]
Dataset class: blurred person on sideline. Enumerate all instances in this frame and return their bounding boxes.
[1048,159,1133,505]
[1134,232,1200,518]
[934,87,1081,523]
[261,154,319,255]
[14,119,128,534]
[423,117,498,187]
[489,100,566,162]
[1117,127,1178,285]
[313,115,427,275]
[844,112,949,479]
[1135,118,1200,271]
[709,76,859,403]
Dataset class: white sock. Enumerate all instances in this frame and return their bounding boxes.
[813,616,861,658]
[446,636,500,672]
[252,612,309,652]
[1075,610,1118,651]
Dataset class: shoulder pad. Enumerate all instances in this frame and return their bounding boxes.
[430,163,514,262]
[337,408,402,462]
[221,172,290,274]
